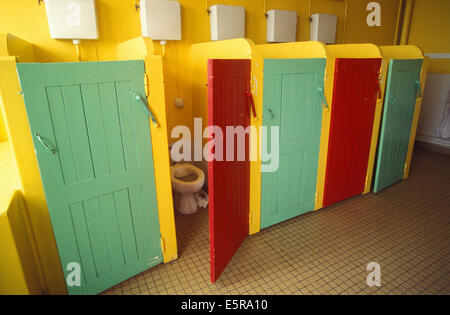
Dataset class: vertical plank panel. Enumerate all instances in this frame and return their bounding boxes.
[46,86,78,185]
[70,203,97,281]
[99,194,126,269]
[115,82,138,171]
[139,183,162,257]
[114,189,139,263]
[98,82,126,174]
[128,186,150,259]
[81,84,111,177]
[83,198,111,277]
[61,85,95,181]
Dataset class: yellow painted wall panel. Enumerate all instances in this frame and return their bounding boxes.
[0,111,7,142]
[428,59,450,74]
[0,191,43,295]
[408,0,450,74]
[190,39,254,132]
[0,141,21,217]
[0,208,28,295]
[117,37,178,263]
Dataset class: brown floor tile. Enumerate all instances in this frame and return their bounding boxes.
[102,149,450,295]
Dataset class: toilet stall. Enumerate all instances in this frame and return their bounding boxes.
[190,39,256,282]
[372,46,428,193]
[190,40,329,281]
[2,36,177,295]
[253,43,327,229]
[316,44,383,208]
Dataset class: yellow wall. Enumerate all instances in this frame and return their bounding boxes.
[0,190,43,295]
[0,0,401,140]
[0,114,6,141]
[408,0,450,73]
[0,200,30,295]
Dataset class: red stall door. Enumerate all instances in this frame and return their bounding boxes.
[323,58,381,207]
[207,59,251,283]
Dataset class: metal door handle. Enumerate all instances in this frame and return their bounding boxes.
[132,93,160,128]
[389,96,396,104]
[246,91,257,119]
[415,80,422,98]
[264,107,275,119]
[34,133,57,155]
[317,86,329,110]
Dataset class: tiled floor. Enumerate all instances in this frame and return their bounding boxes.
[103,149,450,295]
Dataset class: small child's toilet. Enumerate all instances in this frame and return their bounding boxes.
[170,163,205,215]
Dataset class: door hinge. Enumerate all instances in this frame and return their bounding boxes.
[404,162,408,173]
[144,73,150,97]
[315,192,318,204]
[160,237,165,254]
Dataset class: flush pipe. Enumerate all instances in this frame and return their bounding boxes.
[342,0,348,43]
[160,40,167,59]
[308,0,312,31]
[393,0,403,44]
[73,39,81,61]
[400,0,415,45]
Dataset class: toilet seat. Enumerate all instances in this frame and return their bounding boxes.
[170,164,206,215]
[171,164,205,186]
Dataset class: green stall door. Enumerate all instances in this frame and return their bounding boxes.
[261,59,326,229]
[373,59,423,193]
[17,61,163,295]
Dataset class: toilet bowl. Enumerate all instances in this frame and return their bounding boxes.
[170,163,205,215]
